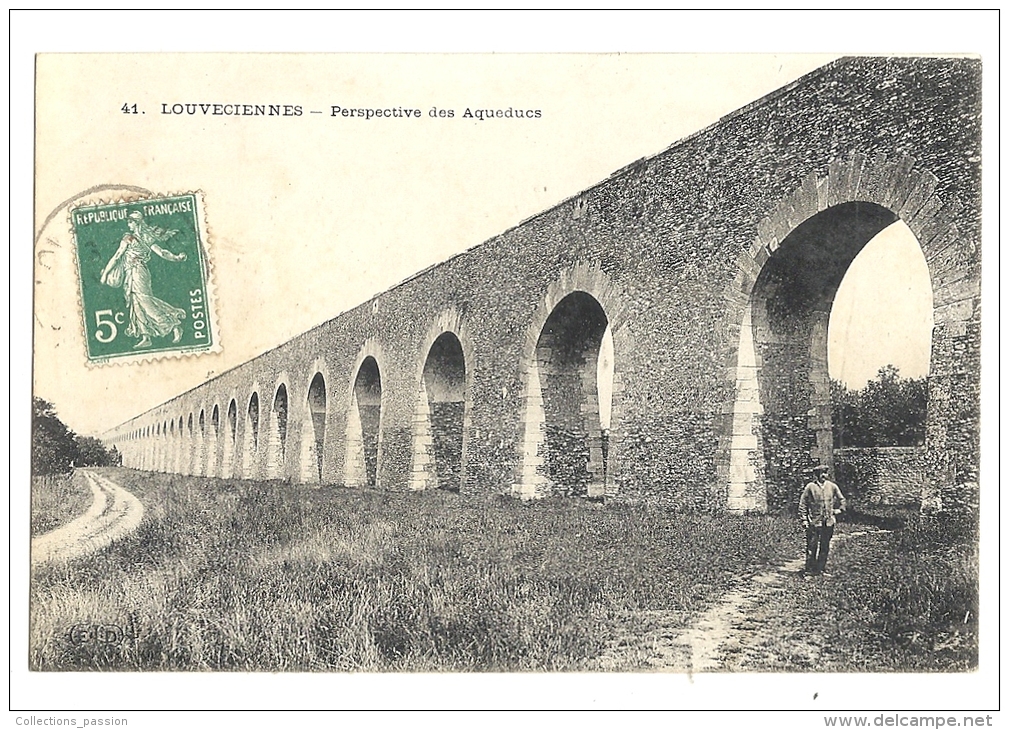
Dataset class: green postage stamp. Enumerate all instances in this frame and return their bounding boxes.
[71,193,217,363]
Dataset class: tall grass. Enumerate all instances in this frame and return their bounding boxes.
[746,504,979,672]
[31,472,92,537]
[30,468,798,672]
[823,506,978,671]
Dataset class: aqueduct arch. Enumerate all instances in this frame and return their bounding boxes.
[197,409,207,476]
[514,264,629,500]
[222,399,238,479]
[185,413,194,475]
[536,292,610,498]
[210,404,221,477]
[242,390,261,480]
[267,381,290,480]
[412,332,468,492]
[345,355,383,488]
[409,311,475,493]
[301,372,328,483]
[720,154,978,513]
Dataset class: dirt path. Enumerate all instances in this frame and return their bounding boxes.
[593,527,885,672]
[30,470,144,566]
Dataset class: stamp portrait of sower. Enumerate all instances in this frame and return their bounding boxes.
[100,210,188,349]
[70,193,216,363]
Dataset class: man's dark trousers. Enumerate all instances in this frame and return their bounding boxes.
[805,524,834,574]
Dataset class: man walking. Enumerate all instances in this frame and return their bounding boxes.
[799,465,846,576]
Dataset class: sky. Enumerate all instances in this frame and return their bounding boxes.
[828,220,933,389]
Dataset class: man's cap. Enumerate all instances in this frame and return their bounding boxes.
[813,465,830,473]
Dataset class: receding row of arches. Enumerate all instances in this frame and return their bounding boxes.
[117,383,293,482]
[109,292,619,498]
[107,186,943,508]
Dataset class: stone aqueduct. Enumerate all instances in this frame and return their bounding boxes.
[104,57,981,513]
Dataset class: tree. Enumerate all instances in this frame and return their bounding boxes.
[832,366,928,448]
[831,378,860,449]
[32,397,78,475]
[32,397,120,473]
[76,435,118,467]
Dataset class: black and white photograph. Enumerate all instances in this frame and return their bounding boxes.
[12,9,999,722]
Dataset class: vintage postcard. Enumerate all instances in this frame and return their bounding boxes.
[23,47,992,711]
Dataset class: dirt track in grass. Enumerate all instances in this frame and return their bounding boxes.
[592,527,886,672]
[31,470,144,566]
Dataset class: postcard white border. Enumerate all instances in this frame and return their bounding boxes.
[10,9,1001,719]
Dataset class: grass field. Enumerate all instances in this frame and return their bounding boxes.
[732,504,979,672]
[31,472,93,537]
[28,469,978,672]
[29,468,799,671]
[809,506,979,671]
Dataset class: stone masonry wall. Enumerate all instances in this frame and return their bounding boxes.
[105,57,981,514]
[834,447,926,507]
